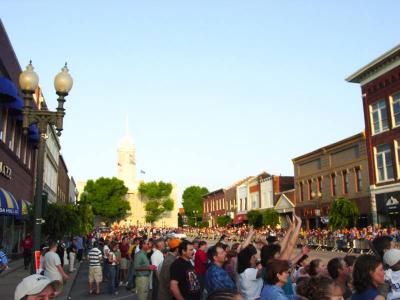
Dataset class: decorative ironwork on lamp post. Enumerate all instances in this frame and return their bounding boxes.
[19,61,73,274]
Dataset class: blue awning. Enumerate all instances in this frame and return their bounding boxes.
[28,124,40,143]
[0,77,19,103]
[0,188,19,216]
[4,96,23,112]
[16,199,31,220]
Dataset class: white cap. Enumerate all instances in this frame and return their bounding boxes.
[383,249,400,267]
[15,274,62,300]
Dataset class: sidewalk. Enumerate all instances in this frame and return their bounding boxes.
[0,259,80,300]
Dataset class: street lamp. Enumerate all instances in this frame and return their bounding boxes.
[193,210,199,227]
[19,61,73,274]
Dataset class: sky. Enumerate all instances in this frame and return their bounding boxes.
[2,1,400,203]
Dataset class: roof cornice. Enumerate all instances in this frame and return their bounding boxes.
[346,44,400,85]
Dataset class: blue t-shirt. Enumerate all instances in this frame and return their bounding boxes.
[351,288,379,300]
[261,284,296,300]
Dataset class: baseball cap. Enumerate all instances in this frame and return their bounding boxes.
[168,238,181,250]
[383,249,400,267]
[15,274,62,300]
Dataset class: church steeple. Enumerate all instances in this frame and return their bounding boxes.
[117,117,137,190]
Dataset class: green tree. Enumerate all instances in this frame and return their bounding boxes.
[138,181,174,224]
[329,197,360,230]
[43,203,81,239]
[262,208,280,227]
[217,215,232,227]
[76,200,94,235]
[247,210,263,228]
[83,177,130,224]
[182,186,209,227]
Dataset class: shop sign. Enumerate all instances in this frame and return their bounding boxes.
[0,161,12,179]
[377,191,400,213]
[386,196,400,212]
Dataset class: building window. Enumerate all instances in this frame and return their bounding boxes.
[0,110,4,141]
[342,170,349,194]
[8,119,15,150]
[308,180,313,200]
[251,194,257,208]
[317,177,322,194]
[375,144,394,182]
[396,140,400,179]
[370,100,389,134]
[0,110,7,143]
[245,197,247,210]
[392,92,400,127]
[355,167,362,192]
[331,174,337,197]
[299,182,304,202]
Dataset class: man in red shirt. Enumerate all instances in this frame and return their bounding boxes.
[194,241,208,289]
[21,233,33,270]
[119,237,130,286]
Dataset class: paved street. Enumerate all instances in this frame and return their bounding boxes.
[68,261,137,300]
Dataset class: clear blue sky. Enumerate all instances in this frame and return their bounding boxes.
[2,1,400,201]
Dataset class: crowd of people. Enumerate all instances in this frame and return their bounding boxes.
[7,216,400,300]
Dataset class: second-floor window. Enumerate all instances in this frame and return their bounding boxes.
[331,174,337,196]
[396,140,400,178]
[355,167,362,192]
[370,100,389,134]
[308,180,313,200]
[299,182,304,202]
[317,177,322,194]
[392,92,400,127]
[342,170,349,194]
[375,144,394,182]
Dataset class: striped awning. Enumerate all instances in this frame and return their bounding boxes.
[16,199,31,220]
[0,188,19,215]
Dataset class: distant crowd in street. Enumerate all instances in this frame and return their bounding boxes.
[6,217,400,300]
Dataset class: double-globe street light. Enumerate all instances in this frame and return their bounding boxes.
[19,61,73,274]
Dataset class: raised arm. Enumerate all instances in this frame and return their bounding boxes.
[280,214,302,260]
[237,226,255,253]
[279,216,294,251]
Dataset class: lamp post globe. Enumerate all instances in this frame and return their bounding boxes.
[54,63,73,94]
[19,61,39,92]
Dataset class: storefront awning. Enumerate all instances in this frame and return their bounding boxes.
[0,188,19,215]
[0,77,19,103]
[233,213,247,224]
[28,124,40,143]
[16,199,31,220]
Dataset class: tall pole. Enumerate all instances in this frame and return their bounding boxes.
[31,130,47,274]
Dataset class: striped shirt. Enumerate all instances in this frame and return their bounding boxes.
[88,247,102,267]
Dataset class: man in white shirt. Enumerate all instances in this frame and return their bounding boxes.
[150,239,165,300]
[43,241,68,293]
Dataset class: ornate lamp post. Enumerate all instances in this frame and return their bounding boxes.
[193,210,199,227]
[19,61,73,274]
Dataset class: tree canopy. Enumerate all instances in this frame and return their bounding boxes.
[182,186,209,227]
[138,181,174,224]
[217,215,232,227]
[83,177,130,224]
[329,197,360,230]
[43,203,87,239]
[248,208,280,228]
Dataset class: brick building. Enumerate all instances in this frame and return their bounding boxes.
[203,188,225,227]
[293,133,370,229]
[0,20,39,253]
[347,45,400,226]
[57,155,69,203]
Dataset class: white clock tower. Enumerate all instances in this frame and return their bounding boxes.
[117,118,137,190]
